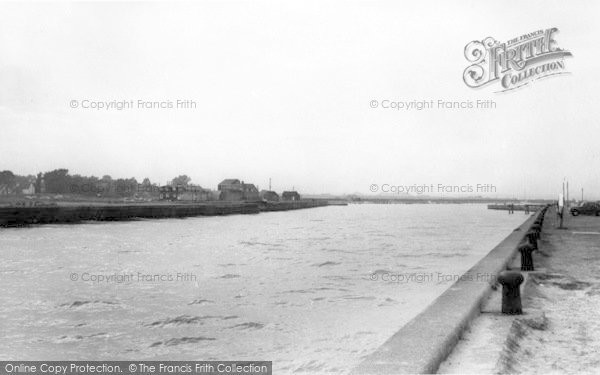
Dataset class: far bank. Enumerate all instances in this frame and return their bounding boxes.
[0,200,339,227]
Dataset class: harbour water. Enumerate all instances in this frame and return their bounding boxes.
[0,204,527,373]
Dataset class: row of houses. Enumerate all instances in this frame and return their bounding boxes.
[217,179,300,202]
[159,185,215,201]
[159,179,301,203]
[1,176,301,203]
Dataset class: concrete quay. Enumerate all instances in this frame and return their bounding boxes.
[439,207,600,374]
[353,208,549,374]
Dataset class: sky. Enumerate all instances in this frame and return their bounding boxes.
[0,0,599,199]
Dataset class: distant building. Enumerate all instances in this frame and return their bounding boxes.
[218,179,241,191]
[159,185,211,201]
[178,185,211,201]
[159,186,177,201]
[281,191,301,201]
[21,183,35,195]
[242,184,259,201]
[259,190,280,202]
[218,179,260,201]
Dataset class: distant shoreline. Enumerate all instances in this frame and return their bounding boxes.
[0,200,338,227]
[0,193,555,208]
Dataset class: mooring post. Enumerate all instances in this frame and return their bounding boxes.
[518,244,535,271]
[526,230,538,250]
[498,271,524,314]
[531,223,542,239]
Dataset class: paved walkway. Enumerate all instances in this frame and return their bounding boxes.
[439,208,600,374]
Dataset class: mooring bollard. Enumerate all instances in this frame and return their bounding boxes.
[526,230,538,250]
[498,271,524,314]
[518,244,535,271]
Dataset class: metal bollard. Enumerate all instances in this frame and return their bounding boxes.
[498,271,524,314]
[526,230,538,250]
[518,243,535,271]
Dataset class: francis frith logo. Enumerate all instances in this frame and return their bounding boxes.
[463,28,572,92]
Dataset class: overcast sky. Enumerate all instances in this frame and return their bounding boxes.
[1,1,599,198]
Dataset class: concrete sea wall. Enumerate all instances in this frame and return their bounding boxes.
[0,203,261,226]
[353,209,546,374]
[0,200,336,227]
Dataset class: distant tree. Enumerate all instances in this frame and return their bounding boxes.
[2,170,152,197]
[85,175,100,196]
[127,177,138,190]
[171,175,191,186]
[87,176,100,186]
[69,174,85,194]
[0,170,16,191]
[69,174,99,195]
[139,177,159,195]
[43,169,70,194]
[113,177,138,196]
[96,175,113,194]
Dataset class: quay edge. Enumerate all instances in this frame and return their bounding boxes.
[352,208,546,374]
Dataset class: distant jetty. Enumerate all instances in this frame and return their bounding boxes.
[0,200,339,227]
[487,203,547,212]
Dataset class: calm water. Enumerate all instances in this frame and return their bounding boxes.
[0,204,527,373]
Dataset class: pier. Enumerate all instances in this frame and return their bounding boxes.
[487,203,547,212]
